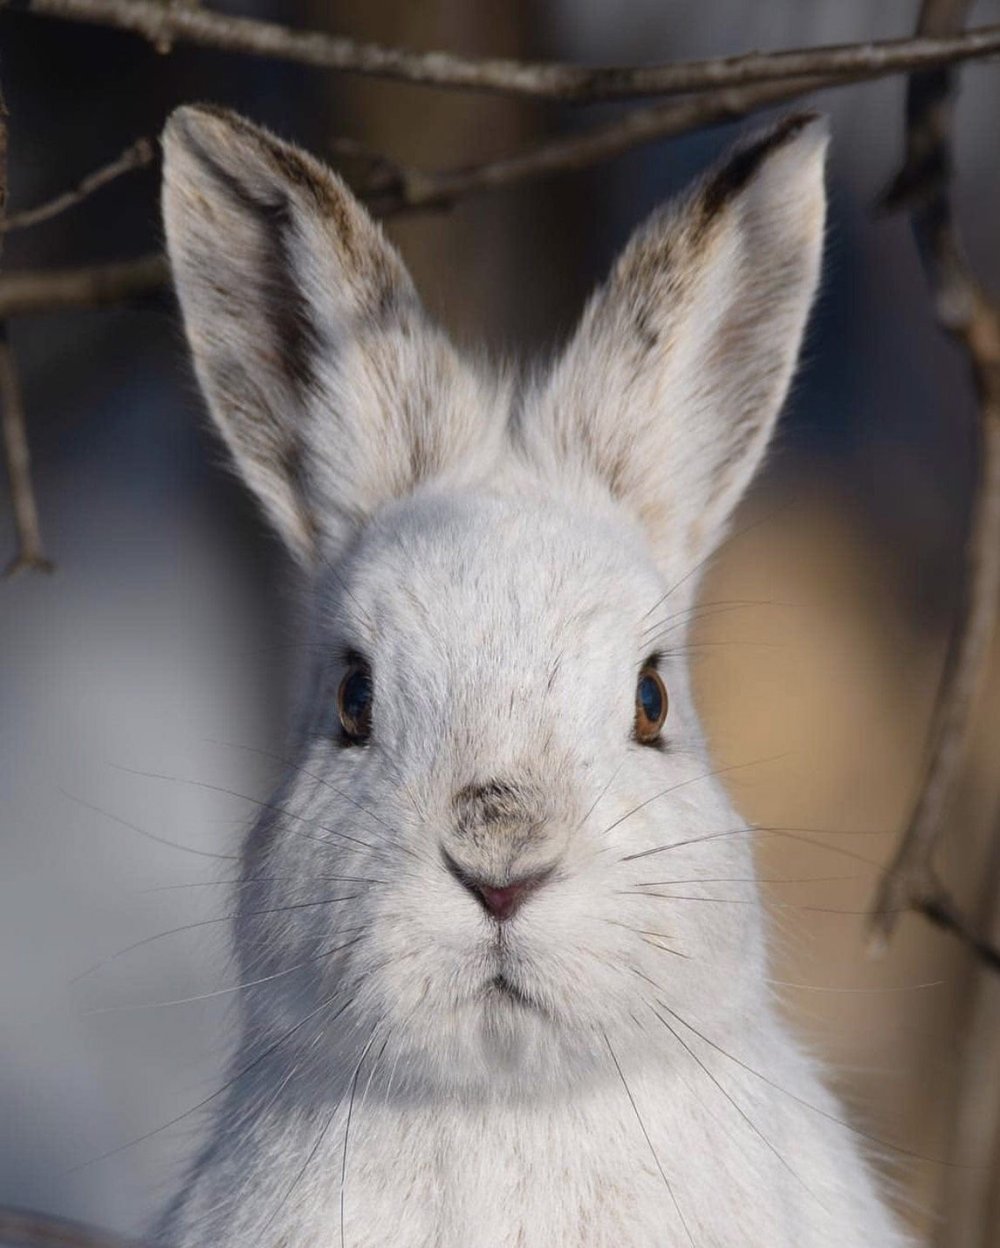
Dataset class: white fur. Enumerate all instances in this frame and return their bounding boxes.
[157,106,912,1246]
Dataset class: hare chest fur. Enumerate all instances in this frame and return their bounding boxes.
[156,105,912,1246]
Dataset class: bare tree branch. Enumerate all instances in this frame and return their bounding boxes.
[0,75,844,318]
[869,0,1000,963]
[937,810,1000,1247]
[5,0,1000,101]
[0,253,167,316]
[366,75,831,213]
[0,73,53,574]
[1,137,153,233]
[0,1205,139,1247]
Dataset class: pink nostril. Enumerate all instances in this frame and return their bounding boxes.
[474,880,534,922]
[441,849,554,922]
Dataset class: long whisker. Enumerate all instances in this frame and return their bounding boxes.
[108,762,393,861]
[639,500,795,625]
[602,918,688,959]
[577,760,626,833]
[600,754,787,841]
[204,742,422,848]
[71,897,365,985]
[341,1028,389,1248]
[259,1019,384,1240]
[139,873,390,894]
[60,789,238,861]
[633,873,863,888]
[655,997,953,1168]
[83,934,364,1014]
[767,977,945,995]
[621,825,887,869]
[64,986,355,1174]
[641,598,792,642]
[602,1030,694,1247]
[647,1002,825,1210]
[621,891,908,915]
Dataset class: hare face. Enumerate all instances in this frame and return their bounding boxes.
[162,106,827,1094]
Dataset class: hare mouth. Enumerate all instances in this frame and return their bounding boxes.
[484,973,541,1013]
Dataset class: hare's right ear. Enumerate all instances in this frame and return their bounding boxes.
[162,106,496,566]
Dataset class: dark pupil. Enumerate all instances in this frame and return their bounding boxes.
[639,674,662,723]
[343,670,372,724]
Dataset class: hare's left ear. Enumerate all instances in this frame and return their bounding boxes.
[522,114,828,578]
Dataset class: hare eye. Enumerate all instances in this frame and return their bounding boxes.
[338,661,373,744]
[635,666,668,744]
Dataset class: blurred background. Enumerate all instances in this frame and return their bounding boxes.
[1,1,1000,1243]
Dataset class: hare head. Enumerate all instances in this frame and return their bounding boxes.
[162,107,827,1096]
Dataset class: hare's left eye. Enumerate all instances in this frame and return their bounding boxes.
[635,666,668,744]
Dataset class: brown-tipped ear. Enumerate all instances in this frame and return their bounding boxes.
[163,106,494,566]
[521,113,829,585]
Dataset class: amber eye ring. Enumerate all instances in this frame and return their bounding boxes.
[635,666,668,743]
[338,662,373,744]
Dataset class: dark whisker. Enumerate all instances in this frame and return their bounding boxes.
[576,760,626,834]
[602,1030,695,1247]
[341,1027,388,1248]
[647,1000,824,1210]
[621,825,887,869]
[600,754,787,841]
[655,997,953,1168]
[602,918,689,958]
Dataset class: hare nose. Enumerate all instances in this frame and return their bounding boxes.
[442,850,553,922]
[472,877,542,922]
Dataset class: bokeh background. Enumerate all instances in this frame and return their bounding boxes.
[2,1,1000,1243]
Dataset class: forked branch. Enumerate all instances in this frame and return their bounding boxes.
[869,0,1000,968]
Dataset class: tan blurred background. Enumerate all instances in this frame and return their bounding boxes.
[2,1,1000,1243]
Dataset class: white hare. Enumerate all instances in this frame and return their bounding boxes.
[156,105,911,1247]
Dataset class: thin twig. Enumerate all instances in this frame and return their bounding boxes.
[1,137,153,233]
[0,74,53,574]
[4,0,1000,101]
[366,74,832,213]
[0,253,168,316]
[869,0,1000,962]
[0,1206,140,1247]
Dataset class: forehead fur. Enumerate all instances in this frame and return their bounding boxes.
[327,486,662,650]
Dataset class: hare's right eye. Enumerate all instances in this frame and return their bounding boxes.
[337,661,373,745]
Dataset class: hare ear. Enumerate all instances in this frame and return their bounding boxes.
[522,114,828,580]
[162,106,496,566]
